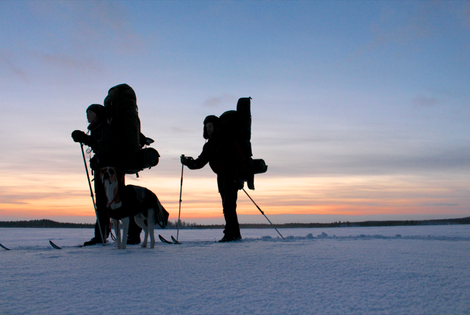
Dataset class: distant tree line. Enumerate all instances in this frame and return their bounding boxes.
[344,217,470,227]
[0,217,469,229]
[165,220,200,229]
[0,219,93,228]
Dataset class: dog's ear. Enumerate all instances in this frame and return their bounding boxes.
[117,168,125,184]
[99,167,108,182]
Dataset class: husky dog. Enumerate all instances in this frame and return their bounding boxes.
[100,167,168,249]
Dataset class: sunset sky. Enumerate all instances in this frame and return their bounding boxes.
[1,1,469,225]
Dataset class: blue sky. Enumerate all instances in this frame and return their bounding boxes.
[1,0,469,224]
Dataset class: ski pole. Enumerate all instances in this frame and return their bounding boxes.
[242,188,285,240]
[80,143,106,245]
[176,162,184,241]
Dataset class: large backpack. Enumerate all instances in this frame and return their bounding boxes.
[219,97,267,190]
[104,84,159,174]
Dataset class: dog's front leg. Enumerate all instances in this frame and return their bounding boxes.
[112,218,122,249]
[121,217,130,249]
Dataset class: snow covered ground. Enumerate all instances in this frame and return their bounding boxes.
[1,225,470,315]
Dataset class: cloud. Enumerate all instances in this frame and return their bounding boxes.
[463,2,470,25]
[0,50,29,82]
[70,2,144,54]
[40,53,104,74]
[26,1,144,57]
[412,95,440,107]
[203,94,238,107]
[0,188,85,205]
[2,2,145,83]
[357,1,469,55]
[258,128,470,178]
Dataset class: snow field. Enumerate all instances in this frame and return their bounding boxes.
[1,226,470,314]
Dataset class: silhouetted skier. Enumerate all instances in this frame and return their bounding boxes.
[181,115,247,242]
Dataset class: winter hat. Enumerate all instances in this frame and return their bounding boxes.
[86,104,106,119]
[203,115,219,139]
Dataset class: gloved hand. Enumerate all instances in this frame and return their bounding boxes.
[235,178,245,190]
[71,130,89,144]
[180,155,193,165]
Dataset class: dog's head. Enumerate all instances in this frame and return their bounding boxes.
[100,167,123,185]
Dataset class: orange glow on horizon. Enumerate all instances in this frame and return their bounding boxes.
[1,173,467,223]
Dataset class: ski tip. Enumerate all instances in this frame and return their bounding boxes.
[158,234,170,244]
[171,236,181,244]
[49,240,61,249]
[0,243,10,250]
[159,234,181,244]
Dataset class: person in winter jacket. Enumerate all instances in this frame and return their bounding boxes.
[181,115,247,242]
[71,104,111,246]
[72,104,142,246]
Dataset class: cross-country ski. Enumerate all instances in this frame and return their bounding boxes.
[49,240,61,249]
[49,240,83,249]
[159,234,179,244]
[0,243,10,250]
